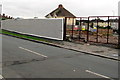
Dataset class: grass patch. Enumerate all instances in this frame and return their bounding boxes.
[1,29,52,43]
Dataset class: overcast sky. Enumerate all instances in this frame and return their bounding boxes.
[1,0,120,18]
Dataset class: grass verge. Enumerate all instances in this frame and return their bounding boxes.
[1,29,52,43]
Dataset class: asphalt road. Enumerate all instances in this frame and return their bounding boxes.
[2,35,118,79]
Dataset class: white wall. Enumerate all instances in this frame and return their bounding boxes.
[118,1,120,16]
[2,19,64,40]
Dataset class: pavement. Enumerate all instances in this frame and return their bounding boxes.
[52,41,119,61]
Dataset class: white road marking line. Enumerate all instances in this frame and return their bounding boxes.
[85,70,114,80]
[19,47,48,58]
[0,75,3,79]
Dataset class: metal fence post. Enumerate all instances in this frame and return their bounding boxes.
[63,17,67,41]
[79,18,82,40]
[118,17,120,48]
[87,17,89,42]
[72,18,74,39]
[96,17,99,43]
[107,16,110,44]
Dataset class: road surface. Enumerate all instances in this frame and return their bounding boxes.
[2,35,118,79]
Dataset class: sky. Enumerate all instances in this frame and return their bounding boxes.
[0,0,120,18]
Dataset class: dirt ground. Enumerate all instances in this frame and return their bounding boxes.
[66,30,118,47]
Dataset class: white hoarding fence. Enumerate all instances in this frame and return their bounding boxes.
[118,1,120,16]
[2,19,64,40]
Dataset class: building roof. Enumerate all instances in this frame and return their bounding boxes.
[45,4,76,18]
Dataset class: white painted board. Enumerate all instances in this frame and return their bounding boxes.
[2,19,63,40]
